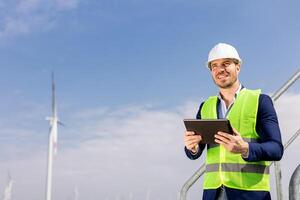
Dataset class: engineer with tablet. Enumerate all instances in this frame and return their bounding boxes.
[183,43,283,200]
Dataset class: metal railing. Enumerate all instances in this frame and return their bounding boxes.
[289,164,300,200]
[272,128,300,200]
[180,69,300,200]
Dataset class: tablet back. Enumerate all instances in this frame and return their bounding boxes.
[183,119,233,144]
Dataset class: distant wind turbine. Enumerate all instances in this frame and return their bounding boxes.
[73,185,79,200]
[128,192,133,200]
[145,189,151,200]
[177,191,180,200]
[2,172,13,200]
[45,72,63,200]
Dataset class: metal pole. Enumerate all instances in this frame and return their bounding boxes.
[271,69,300,101]
[271,127,300,200]
[46,73,59,200]
[180,164,205,200]
[3,172,13,200]
[262,128,300,200]
[269,128,300,200]
[283,128,300,150]
[289,164,300,200]
[274,162,283,200]
[46,127,54,200]
[268,128,300,167]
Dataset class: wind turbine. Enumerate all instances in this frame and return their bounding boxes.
[145,189,151,200]
[2,172,13,200]
[128,192,133,200]
[73,185,79,200]
[45,72,63,200]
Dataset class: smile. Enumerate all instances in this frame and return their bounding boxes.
[217,74,229,79]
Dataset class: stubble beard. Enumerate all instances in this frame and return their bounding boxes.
[213,74,238,89]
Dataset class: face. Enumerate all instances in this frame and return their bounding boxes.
[209,58,240,89]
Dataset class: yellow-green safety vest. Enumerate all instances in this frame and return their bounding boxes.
[201,88,270,191]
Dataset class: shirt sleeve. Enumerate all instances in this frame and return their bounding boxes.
[184,102,207,160]
[243,94,284,162]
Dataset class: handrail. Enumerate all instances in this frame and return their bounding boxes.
[271,69,300,101]
[289,164,300,200]
[180,69,300,200]
[272,128,300,200]
[272,69,300,200]
[180,164,205,200]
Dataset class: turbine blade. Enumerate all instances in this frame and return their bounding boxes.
[52,71,57,118]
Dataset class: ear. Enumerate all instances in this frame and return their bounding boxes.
[236,64,241,73]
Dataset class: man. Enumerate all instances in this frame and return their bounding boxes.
[184,43,283,200]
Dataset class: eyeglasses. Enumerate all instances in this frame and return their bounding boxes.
[209,60,236,71]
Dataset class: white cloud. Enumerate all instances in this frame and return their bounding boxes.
[0,101,199,200]
[0,0,80,39]
[0,93,299,199]
[2,17,30,35]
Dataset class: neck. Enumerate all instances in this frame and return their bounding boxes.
[219,81,240,107]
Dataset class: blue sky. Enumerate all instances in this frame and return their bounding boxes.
[1,0,300,108]
[1,0,300,199]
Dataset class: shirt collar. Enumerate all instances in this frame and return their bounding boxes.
[218,84,243,100]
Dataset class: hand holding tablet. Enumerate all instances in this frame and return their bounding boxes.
[183,119,233,144]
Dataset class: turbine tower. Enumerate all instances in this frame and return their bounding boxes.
[3,172,13,200]
[45,72,61,200]
[74,185,79,200]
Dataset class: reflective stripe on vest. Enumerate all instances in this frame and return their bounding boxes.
[206,163,270,174]
[201,89,270,191]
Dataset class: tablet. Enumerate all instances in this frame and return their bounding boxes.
[183,119,233,144]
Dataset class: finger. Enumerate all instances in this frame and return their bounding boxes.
[185,138,196,146]
[217,131,235,140]
[215,134,231,144]
[186,140,198,147]
[184,132,196,142]
[185,134,201,142]
[186,140,198,148]
[215,138,233,152]
[187,144,198,151]
[186,135,202,143]
[185,137,202,145]
[185,131,195,136]
[215,138,226,145]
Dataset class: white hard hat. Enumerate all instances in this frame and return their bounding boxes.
[207,43,242,68]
